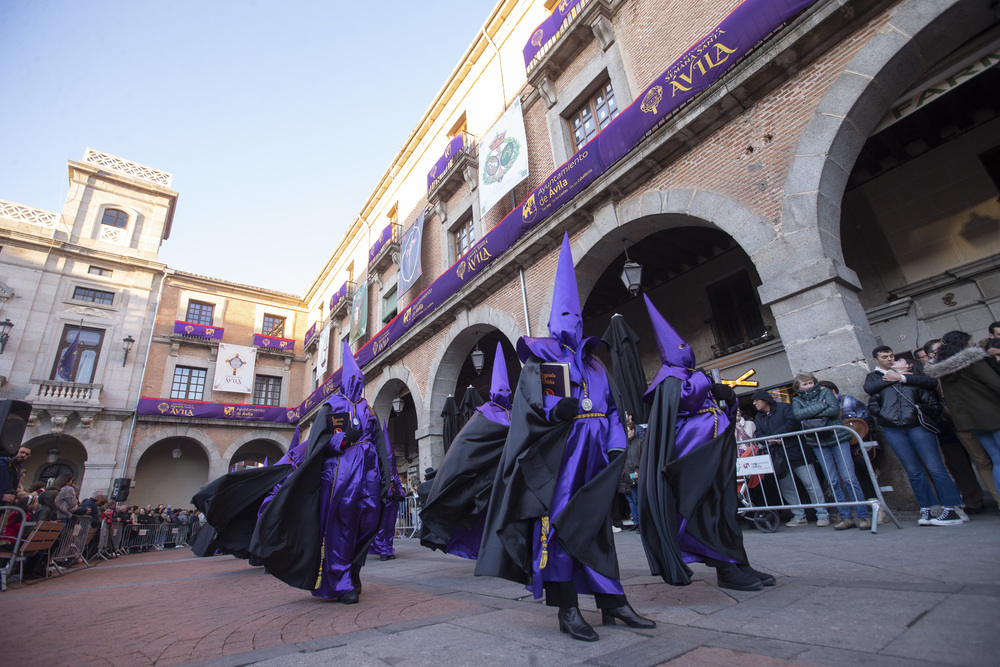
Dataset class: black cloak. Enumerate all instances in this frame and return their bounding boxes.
[474,357,626,585]
[190,461,293,559]
[441,396,460,453]
[249,405,392,591]
[638,378,748,586]
[419,411,509,552]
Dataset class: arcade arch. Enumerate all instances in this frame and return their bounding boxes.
[414,308,522,477]
[22,434,87,489]
[131,436,210,509]
[775,0,996,390]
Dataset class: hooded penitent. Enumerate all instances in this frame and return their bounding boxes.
[420,341,514,558]
[369,421,405,558]
[637,295,748,586]
[251,340,387,599]
[476,232,628,599]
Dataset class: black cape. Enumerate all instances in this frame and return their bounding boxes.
[638,378,748,586]
[190,461,293,558]
[419,411,509,552]
[602,314,650,424]
[249,405,392,591]
[441,396,460,453]
[474,356,626,585]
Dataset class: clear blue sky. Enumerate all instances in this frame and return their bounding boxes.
[0,0,499,295]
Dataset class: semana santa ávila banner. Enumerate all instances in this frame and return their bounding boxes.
[297,0,817,418]
[253,333,295,351]
[479,96,530,216]
[137,397,299,423]
[523,0,588,73]
[173,320,224,340]
[397,211,424,296]
[426,134,466,189]
[213,343,256,394]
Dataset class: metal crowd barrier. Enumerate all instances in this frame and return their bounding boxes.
[396,496,419,539]
[736,423,901,533]
[51,516,94,569]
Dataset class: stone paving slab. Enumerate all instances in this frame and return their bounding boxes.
[1,515,997,666]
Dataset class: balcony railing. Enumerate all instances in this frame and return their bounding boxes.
[30,380,102,402]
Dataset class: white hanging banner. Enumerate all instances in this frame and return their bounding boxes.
[478,96,530,217]
[213,343,257,394]
[317,323,330,376]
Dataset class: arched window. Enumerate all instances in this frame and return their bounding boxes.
[101,208,129,228]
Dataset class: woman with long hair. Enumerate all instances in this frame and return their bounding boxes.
[925,330,1000,498]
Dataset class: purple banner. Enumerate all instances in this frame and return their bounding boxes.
[300,0,817,418]
[368,223,395,263]
[253,333,295,351]
[426,134,466,190]
[523,0,588,72]
[304,322,317,346]
[329,282,348,311]
[138,397,299,423]
[173,320,224,340]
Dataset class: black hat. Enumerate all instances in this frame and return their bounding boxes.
[751,389,774,403]
[424,467,437,480]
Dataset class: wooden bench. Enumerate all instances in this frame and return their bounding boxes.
[10,520,67,585]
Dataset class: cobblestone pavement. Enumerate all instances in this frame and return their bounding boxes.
[1,513,998,666]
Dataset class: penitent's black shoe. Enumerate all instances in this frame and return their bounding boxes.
[601,604,656,629]
[716,564,764,591]
[737,563,775,586]
[339,589,360,604]
[379,554,389,561]
[557,607,599,641]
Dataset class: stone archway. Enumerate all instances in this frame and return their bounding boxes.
[774,0,997,392]
[419,307,522,473]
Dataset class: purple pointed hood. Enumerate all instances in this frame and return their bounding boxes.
[547,233,583,350]
[489,341,512,409]
[341,339,364,402]
[643,294,696,399]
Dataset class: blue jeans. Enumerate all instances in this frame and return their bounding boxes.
[777,463,830,521]
[969,428,1000,497]
[812,440,869,519]
[882,425,962,508]
[626,487,639,528]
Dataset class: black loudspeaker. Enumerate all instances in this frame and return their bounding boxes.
[111,477,131,502]
[0,399,31,456]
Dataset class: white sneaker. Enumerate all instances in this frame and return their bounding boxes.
[955,507,970,523]
[917,508,933,526]
[612,526,622,533]
[816,517,831,527]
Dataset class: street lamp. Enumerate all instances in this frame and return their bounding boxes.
[470,343,485,375]
[0,319,13,354]
[620,248,643,296]
[392,396,404,414]
[47,448,60,464]
[122,335,135,366]
[172,447,182,459]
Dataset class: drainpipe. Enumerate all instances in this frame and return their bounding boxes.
[482,27,506,110]
[117,266,170,483]
[519,266,531,338]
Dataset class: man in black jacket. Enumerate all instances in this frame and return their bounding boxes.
[864,346,964,526]
[752,390,830,527]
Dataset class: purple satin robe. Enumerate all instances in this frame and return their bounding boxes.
[520,337,627,600]
[668,369,737,565]
[313,400,382,599]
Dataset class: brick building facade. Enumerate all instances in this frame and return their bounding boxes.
[2,0,998,509]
